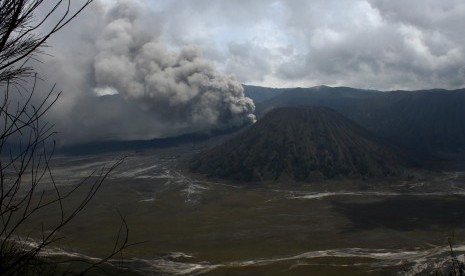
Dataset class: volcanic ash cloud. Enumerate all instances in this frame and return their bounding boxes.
[93,1,256,134]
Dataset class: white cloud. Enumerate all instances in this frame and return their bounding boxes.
[137,0,465,90]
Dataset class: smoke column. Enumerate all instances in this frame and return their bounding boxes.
[36,0,256,145]
[93,0,256,134]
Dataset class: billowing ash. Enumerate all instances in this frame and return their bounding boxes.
[93,0,255,135]
[31,0,255,145]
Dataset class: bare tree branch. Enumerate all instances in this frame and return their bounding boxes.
[0,0,93,85]
[0,1,132,275]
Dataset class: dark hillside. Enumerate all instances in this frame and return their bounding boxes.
[242,85,287,103]
[191,107,405,182]
[257,86,465,152]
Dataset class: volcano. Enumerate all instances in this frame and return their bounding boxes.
[191,107,405,182]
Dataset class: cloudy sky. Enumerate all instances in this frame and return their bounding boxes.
[32,0,465,144]
[129,0,465,90]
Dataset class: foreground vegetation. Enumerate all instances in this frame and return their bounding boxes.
[0,1,129,274]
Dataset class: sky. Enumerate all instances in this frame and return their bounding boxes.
[29,0,465,144]
[132,0,465,90]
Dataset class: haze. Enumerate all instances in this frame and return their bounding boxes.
[31,0,465,145]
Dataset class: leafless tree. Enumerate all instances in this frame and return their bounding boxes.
[0,1,130,275]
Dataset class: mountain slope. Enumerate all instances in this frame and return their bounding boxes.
[191,107,404,182]
[256,86,465,152]
[242,85,288,103]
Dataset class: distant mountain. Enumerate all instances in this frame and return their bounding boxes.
[256,86,465,153]
[191,107,405,182]
[255,86,383,117]
[59,127,242,156]
[242,85,288,103]
[60,133,213,155]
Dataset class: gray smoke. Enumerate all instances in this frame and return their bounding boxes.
[93,0,255,133]
[37,0,255,145]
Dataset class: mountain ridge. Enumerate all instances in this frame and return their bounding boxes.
[249,85,465,153]
[191,106,406,182]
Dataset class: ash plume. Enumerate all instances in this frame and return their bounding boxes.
[92,0,255,135]
[35,0,255,145]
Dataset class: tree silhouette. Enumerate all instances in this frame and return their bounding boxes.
[0,1,129,275]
